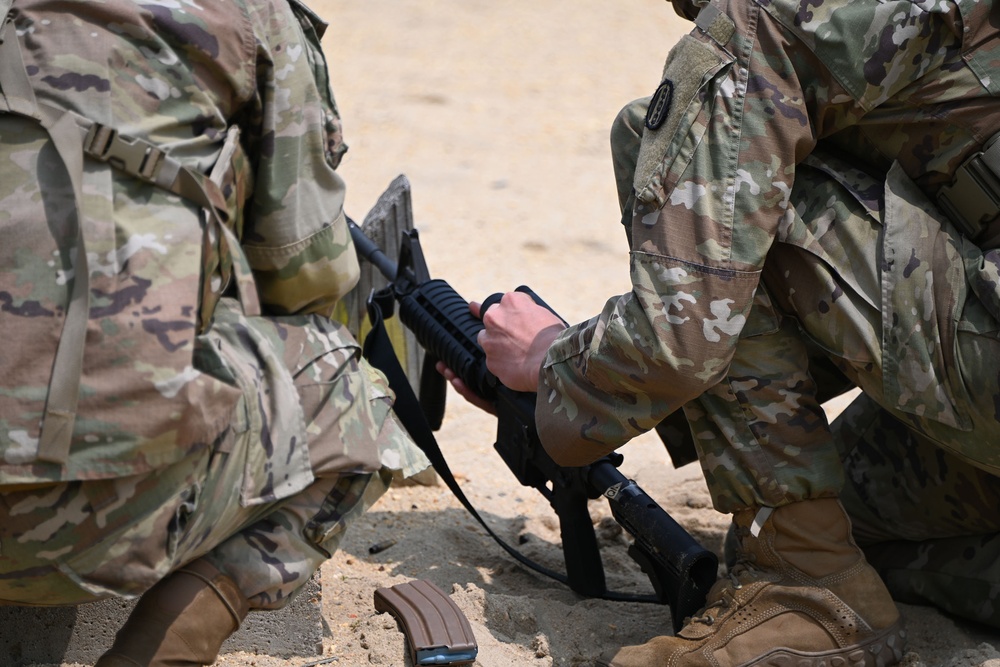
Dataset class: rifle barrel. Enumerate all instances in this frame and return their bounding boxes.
[347,217,397,281]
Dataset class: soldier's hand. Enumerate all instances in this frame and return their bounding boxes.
[435,361,496,414]
[474,292,565,393]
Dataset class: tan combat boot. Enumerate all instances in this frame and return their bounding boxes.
[95,558,249,667]
[599,498,907,667]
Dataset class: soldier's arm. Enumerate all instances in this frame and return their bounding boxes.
[239,1,359,318]
[534,0,867,465]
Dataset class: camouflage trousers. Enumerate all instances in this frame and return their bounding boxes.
[610,97,1000,628]
[0,298,428,610]
[682,153,1000,628]
[834,392,1000,628]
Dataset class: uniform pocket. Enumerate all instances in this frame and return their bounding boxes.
[292,317,395,479]
[286,0,347,169]
[58,453,212,599]
[739,283,781,339]
[633,32,734,208]
[956,0,1000,96]
[881,162,972,430]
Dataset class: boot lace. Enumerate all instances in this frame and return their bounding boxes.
[689,527,757,627]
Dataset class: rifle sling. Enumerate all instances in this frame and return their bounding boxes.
[362,293,660,603]
[363,294,568,583]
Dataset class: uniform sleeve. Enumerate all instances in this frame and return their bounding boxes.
[534,0,940,465]
[239,0,359,317]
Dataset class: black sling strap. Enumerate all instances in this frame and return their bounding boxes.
[362,292,570,586]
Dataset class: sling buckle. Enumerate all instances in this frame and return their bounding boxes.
[83,122,166,182]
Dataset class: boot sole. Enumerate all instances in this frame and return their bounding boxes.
[740,620,907,667]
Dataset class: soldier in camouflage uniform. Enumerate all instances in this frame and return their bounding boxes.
[463,0,1000,663]
[0,1,428,664]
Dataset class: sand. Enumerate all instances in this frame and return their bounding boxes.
[84,1,1000,665]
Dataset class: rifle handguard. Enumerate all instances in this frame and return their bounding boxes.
[397,279,498,402]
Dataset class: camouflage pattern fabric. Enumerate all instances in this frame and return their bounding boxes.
[0,0,362,482]
[0,0,428,607]
[833,392,1000,628]
[731,158,1000,628]
[0,297,426,608]
[596,0,1000,629]
[609,91,1000,631]
[687,150,1000,511]
[533,0,1000,467]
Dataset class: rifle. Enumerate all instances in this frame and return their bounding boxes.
[348,216,718,633]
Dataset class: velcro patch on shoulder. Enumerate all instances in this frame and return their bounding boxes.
[644,79,675,130]
[695,4,735,47]
[632,33,732,206]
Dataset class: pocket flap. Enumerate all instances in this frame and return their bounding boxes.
[634,33,734,208]
[881,162,972,430]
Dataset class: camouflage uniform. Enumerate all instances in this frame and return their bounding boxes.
[0,0,428,609]
[538,0,1000,628]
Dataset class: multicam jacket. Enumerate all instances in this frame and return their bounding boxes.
[0,0,360,483]
[535,0,1000,465]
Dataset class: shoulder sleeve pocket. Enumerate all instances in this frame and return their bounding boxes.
[633,32,734,208]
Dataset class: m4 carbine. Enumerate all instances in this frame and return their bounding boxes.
[348,218,718,633]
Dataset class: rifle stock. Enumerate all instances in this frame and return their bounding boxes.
[349,218,718,632]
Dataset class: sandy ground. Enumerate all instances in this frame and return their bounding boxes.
[67,1,1000,665]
